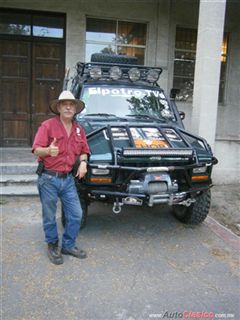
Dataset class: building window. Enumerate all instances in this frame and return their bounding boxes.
[219,33,228,103]
[0,10,65,39]
[32,15,64,38]
[173,27,228,103]
[86,17,147,64]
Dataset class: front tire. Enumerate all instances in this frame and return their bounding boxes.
[173,190,211,225]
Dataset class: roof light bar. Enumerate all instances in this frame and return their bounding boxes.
[146,69,160,83]
[89,66,102,79]
[122,148,193,157]
[128,68,141,81]
[109,66,122,80]
[82,62,163,83]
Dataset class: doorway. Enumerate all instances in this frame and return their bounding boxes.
[0,9,65,146]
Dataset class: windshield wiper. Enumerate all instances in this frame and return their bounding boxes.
[84,113,117,117]
[84,113,128,121]
[126,114,166,122]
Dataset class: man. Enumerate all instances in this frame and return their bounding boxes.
[32,90,90,265]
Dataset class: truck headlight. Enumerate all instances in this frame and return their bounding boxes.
[193,166,207,173]
[92,168,110,175]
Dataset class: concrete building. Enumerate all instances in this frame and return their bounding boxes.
[0,0,239,184]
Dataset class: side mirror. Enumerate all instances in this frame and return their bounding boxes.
[179,111,185,120]
[170,88,180,99]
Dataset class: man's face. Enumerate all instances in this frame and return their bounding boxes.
[57,100,77,119]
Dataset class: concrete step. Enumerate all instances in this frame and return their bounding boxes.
[1,147,35,163]
[1,174,37,185]
[1,184,38,196]
[0,162,37,175]
[0,174,38,196]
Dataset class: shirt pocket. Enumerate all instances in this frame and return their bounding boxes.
[49,134,64,154]
[72,135,83,155]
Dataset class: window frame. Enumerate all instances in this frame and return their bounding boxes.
[0,8,66,41]
[173,26,228,104]
[85,16,147,64]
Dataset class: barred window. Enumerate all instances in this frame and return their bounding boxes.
[86,17,147,65]
[173,27,228,103]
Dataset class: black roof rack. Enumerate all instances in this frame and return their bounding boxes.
[75,61,162,84]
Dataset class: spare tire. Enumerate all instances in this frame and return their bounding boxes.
[90,53,139,65]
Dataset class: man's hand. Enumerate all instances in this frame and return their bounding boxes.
[48,138,59,157]
[34,138,59,158]
[75,161,87,179]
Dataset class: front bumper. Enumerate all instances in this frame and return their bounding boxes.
[86,163,213,208]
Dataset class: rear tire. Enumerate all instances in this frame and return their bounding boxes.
[173,190,211,225]
[61,194,88,230]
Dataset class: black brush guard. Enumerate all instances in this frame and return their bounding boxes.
[81,123,218,211]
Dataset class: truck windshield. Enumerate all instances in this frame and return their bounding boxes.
[80,85,175,121]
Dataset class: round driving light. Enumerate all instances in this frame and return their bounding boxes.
[128,68,141,81]
[89,66,102,79]
[147,69,160,83]
[109,66,122,80]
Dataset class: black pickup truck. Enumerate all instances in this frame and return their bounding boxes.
[63,53,218,228]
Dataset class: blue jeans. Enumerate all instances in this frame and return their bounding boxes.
[37,173,82,249]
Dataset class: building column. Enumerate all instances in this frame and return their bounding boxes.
[154,0,171,92]
[191,0,226,149]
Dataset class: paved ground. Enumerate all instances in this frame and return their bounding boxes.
[1,196,239,320]
[210,184,240,236]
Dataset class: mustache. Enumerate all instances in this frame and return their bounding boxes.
[63,109,74,113]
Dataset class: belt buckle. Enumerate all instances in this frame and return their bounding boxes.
[58,172,68,178]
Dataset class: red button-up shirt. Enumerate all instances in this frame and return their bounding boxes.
[32,117,90,173]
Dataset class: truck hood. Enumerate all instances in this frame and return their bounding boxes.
[76,117,215,165]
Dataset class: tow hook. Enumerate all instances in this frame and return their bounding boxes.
[180,198,196,207]
[113,198,123,214]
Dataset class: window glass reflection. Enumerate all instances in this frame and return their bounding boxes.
[173,27,228,103]
[86,18,147,65]
[33,26,63,38]
[0,12,31,35]
[0,12,65,39]
[118,21,146,46]
[86,18,116,41]
[33,15,64,38]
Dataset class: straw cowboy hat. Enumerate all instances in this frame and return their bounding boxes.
[49,90,85,114]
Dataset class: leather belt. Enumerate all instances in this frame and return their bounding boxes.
[43,169,71,179]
